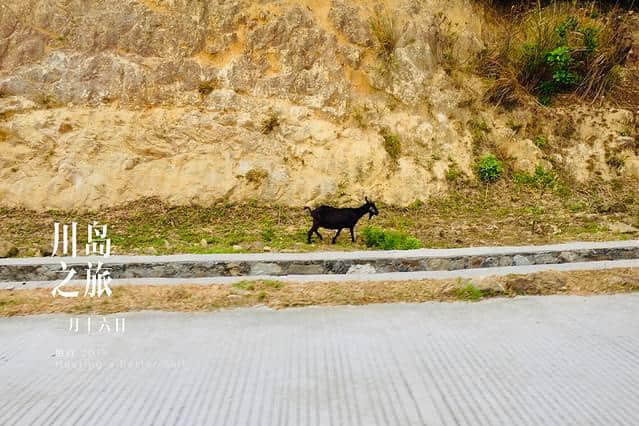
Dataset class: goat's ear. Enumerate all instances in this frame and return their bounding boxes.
[365,196,369,203]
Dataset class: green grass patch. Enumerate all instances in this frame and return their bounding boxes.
[361,226,422,250]
[233,281,256,291]
[513,166,558,190]
[454,282,483,302]
[260,279,284,289]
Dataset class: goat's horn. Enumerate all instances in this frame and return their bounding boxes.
[365,196,369,202]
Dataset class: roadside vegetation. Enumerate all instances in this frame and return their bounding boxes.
[362,226,421,250]
[476,154,504,183]
[1,268,638,316]
[0,177,637,257]
[480,0,635,106]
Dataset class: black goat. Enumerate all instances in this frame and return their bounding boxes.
[305,197,379,244]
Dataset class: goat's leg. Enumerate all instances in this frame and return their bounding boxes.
[314,228,323,240]
[349,227,355,242]
[307,226,316,243]
[332,228,342,244]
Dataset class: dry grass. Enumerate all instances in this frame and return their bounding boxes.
[260,113,280,134]
[479,1,635,106]
[370,8,398,62]
[1,269,638,317]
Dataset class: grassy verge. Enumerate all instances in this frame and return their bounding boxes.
[1,268,638,317]
[0,181,638,256]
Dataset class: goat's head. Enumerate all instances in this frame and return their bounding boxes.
[364,196,379,219]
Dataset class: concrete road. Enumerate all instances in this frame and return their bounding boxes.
[1,295,639,425]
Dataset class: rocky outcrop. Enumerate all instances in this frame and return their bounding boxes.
[0,0,637,210]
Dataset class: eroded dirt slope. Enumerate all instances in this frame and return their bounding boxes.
[0,0,637,209]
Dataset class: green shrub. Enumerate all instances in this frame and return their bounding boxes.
[361,226,422,250]
[513,166,557,189]
[539,45,581,103]
[476,154,504,183]
[556,16,578,40]
[583,27,600,53]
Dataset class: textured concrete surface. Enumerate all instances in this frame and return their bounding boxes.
[1,240,638,283]
[3,258,639,290]
[2,294,639,425]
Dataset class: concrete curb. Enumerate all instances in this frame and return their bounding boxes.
[1,240,638,283]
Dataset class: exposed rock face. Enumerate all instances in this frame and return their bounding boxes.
[0,0,637,210]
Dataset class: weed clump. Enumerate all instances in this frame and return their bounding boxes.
[381,130,401,160]
[245,168,268,186]
[34,92,59,109]
[261,113,280,134]
[362,226,421,250]
[446,162,463,182]
[233,281,255,291]
[534,135,549,148]
[262,225,275,242]
[476,154,504,183]
[198,79,218,95]
[469,118,492,154]
[370,8,398,63]
[455,282,484,301]
[261,280,283,289]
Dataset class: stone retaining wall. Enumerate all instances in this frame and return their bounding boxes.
[2,245,638,283]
